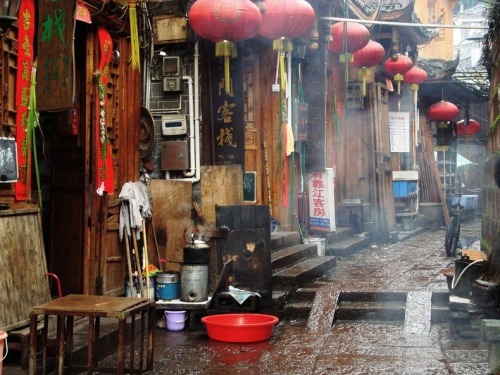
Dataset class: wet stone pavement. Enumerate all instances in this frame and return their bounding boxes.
[4,219,496,374]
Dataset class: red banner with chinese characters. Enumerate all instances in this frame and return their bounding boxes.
[15,0,35,201]
[96,27,114,194]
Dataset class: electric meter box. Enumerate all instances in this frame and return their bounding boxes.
[162,114,187,135]
[160,141,189,170]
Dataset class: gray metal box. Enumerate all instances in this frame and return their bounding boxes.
[160,141,189,170]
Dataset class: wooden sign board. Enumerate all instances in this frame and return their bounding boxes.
[36,0,76,111]
[243,172,256,203]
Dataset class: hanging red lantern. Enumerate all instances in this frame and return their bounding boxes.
[350,40,385,96]
[258,0,315,90]
[403,66,427,91]
[258,0,316,40]
[456,119,480,136]
[384,54,413,94]
[427,100,459,122]
[189,0,262,94]
[329,22,370,63]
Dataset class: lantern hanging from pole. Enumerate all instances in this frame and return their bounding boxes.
[350,40,385,96]
[456,119,480,136]
[384,54,413,94]
[329,22,370,63]
[427,100,459,122]
[189,0,263,94]
[403,66,427,91]
[258,0,315,91]
[403,66,427,104]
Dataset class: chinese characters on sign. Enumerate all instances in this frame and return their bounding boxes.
[211,43,244,166]
[308,168,336,232]
[389,112,410,153]
[36,0,76,111]
[15,0,35,200]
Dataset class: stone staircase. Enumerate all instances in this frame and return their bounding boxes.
[271,226,370,289]
[283,287,450,325]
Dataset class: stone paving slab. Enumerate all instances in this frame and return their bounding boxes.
[4,219,492,375]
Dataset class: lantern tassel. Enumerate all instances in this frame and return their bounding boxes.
[224,55,231,95]
[279,50,286,91]
[394,73,403,95]
[129,2,140,70]
[273,38,293,92]
[216,41,237,95]
[358,67,371,97]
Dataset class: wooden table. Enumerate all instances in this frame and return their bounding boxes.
[28,294,155,375]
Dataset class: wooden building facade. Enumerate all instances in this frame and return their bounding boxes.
[3,0,496,331]
[1,0,142,329]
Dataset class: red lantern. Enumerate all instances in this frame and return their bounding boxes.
[456,119,480,136]
[189,0,262,94]
[350,40,385,96]
[329,22,370,62]
[258,0,315,90]
[427,101,459,122]
[403,66,427,91]
[384,54,413,94]
[258,0,316,40]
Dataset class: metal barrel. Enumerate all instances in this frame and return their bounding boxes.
[180,264,208,302]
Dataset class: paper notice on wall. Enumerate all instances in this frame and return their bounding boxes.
[389,112,410,153]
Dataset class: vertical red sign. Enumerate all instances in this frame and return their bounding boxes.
[14,0,35,201]
[95,27,114,194]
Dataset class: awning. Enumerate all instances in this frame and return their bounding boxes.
[457,153,477,168]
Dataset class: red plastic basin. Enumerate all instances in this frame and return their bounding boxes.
[201,313,279,343]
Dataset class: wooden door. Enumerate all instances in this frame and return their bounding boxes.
[243,47,263,205]
[367,83,397,236]
[49,30,87,294]
[48,26,141,296]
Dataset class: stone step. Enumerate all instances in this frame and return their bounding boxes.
[271,231,301,251]
[282,290,451,324]
[327,235,371,257]
[273,256,337,288]
[283,300,313,319]
[336,291,407,322]
[324,227,357,244]
[271,243,318,271]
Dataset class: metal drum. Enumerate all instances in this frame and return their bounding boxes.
[180,264,209,302]
[155,272,179,301]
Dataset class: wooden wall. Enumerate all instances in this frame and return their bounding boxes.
[0,209,51,330]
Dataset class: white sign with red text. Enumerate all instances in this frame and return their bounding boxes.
[308,168,336,232]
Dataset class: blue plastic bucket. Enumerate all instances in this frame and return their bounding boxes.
[155,272,179,301]
[164,310,187,331]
